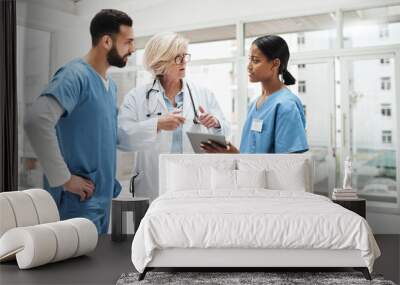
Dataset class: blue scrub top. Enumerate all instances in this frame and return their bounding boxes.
[162,92,184,153]
[41,58,122,234]
[240,87,308,154]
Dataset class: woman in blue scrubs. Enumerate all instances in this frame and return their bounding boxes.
[202,35,308,154]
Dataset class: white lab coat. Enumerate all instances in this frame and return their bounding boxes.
[117,79,230,201]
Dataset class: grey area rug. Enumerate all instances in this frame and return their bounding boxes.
[116,272,396,285]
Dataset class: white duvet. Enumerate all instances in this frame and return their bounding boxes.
[131,190,380,273]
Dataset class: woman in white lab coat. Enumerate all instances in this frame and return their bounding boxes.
[118,32,230,201]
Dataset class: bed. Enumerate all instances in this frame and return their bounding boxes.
[131,154,380,280]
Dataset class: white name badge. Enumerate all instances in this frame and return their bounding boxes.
[251,118,263,132]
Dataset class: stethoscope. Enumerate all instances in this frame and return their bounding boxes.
[146,79,200,124]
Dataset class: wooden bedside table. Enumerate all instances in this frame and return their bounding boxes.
[111,196,150,242]
[332,198,366,218]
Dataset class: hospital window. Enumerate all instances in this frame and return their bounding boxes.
[297,33,305,45]
[298,80,306,93]
[380,77,391,90]
[188,39,236,60]
[379,24,389,38]
[343,6,400,48]
[380,58,390,65]
[382,130,392,144]
[381,104,392,117]
[298,64,306,69]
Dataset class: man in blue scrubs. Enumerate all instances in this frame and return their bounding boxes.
[24,10,135,233]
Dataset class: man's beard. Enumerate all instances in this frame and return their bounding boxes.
[107,46,130,68]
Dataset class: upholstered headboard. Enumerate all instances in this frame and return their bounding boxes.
[159,154,314,195]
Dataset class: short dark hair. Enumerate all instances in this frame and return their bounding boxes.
[90,9,132,46]
[253,35,296,85]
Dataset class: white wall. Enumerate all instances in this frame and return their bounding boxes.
[49,30,90,74]
[17,26,51,189]
[17,1,90,74]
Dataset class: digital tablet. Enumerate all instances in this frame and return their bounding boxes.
[186,132,228,153]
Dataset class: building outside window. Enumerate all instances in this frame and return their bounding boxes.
[379,24,389,38]
[298,80,306,93]
[380,58,390,65]
[343,7,400,48]
[297,32,305,45]
[381,104,392,117]
[382,130,392,144]
[380,77,391,90]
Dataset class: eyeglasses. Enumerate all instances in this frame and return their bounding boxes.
[174,53,191,65]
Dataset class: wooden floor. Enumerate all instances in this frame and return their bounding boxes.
[0,235,399,285]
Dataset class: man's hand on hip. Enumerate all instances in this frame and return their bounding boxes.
[63,175,95,201]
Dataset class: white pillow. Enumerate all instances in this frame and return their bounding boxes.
[266,167,307,191]
[236,169,267,189]
[167,162,211,191]
[211,169,268,190]
[238,158,309,192]
[211,168,236,190]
